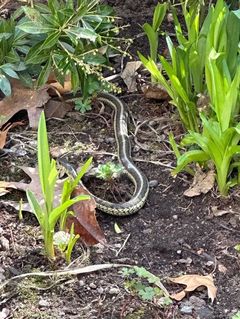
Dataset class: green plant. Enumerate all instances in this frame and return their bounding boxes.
[26,112,91,260]
[173,115,240,195]
[0,18,30,95]
[232,311,240,319]
[120,266,171,304]
[142,2,167,82]
[96,161,123,181]
[16,0,128,107]
[234,244,240,252]
[139,0,240,133]
[53,224,79,264]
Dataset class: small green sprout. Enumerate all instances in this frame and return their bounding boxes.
[96,162,123,181]
[234,244,240,253]
[232,311,240,319]
[120,266,171,305]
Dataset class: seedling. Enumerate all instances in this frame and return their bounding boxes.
[96,162,123,182]
[232,311,240,319]
[26,112,91,260]
[120,266,171,305]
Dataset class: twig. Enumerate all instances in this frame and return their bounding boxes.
[0,0,9,10]
[0,263,130,291]
[116,234,131,257]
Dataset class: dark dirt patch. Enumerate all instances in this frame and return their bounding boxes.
[0,1,240,319]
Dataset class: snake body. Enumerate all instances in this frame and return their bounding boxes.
[61,92,149,216]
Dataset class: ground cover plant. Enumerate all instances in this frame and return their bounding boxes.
[1,0,129,109]
[140,0,240,195]
[0,0,240,318]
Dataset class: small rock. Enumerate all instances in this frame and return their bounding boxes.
[0,236,9,251]
[105,137,115,144]
[177,250,182,255]
[79,280,85,287]
[180,304,193,315]
[195,306,213,319]
[0,308,10,319]
[0,272,5,283]
[173,215,178,220]
[0,227,3,234]
[149,180,158,187]
[39,299,50,307]
[97,287,104,294]
[89,283,97,289]
[109,287,120,295]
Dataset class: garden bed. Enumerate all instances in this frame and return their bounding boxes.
[0,1,240,319]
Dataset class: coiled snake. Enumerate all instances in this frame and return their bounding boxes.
[59,92,149,216]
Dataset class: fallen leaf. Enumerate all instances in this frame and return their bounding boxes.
[211,206,230,217]
[169,274,217,303]
[44,100,73,119]
[218,264,227,274]
[47,73,72,95]
[66,185,106,246]
[0,121,25,149]
[114,222,123,234]
[0,166,66,212]
[0,80,50,129]
[142,83,169,100]
[121,61,142,92]
[184,168,215,197]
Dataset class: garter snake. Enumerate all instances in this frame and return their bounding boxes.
[59,92,149,216]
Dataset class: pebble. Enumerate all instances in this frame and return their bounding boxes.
[79,280,85,287]
[177,249,182,255]
[0,308,10,319]
[97,287,104,294]
[108,287,120,295]
[149,180,158,187]
[105,137,115,144]
[173,215,178,220]
[0,236,9,251]
[38,299,50,307]
[180,304,193,315]
[89,283,97,289]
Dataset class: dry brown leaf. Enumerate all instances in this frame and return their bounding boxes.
[142,83,169,100]
[0,80,50,129]
[0,121,25,149]
[66,185,106,246]
[0,166,66,212]
[169,274,217,303]
[184,168,215,197]
[218,264,227,274]
[121,61,142,92]
[0,166,106,246]
[44,100,73,119]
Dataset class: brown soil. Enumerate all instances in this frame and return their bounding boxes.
[0,1,240,319]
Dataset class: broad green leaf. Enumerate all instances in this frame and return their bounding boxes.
[26,190,44,228]
[0,66,19,79]
[36,58,52,87]
[17,21,54,34]
[40,31,60,50]
[72,157,93,189]
[49,195,90,228]
[174,150,210,174]
[66,26,98,41]
[38,112,51,201]
[0,74,11,96]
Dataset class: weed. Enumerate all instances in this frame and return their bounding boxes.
[120,266,171,305]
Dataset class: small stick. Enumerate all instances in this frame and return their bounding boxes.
[116,234,131,257]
